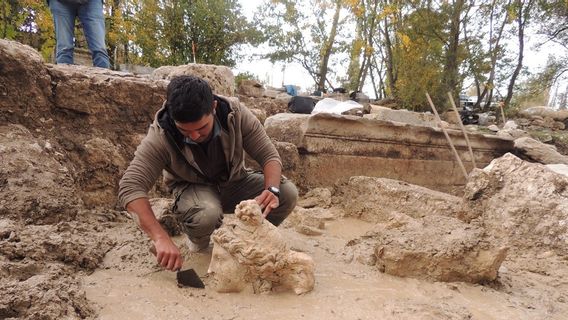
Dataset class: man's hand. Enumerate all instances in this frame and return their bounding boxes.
[153,237,184,271]
[255,189,279,217]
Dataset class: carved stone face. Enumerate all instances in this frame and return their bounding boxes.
[207,243,247,293]
[208,200,315,295]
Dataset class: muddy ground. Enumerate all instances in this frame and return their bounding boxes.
[1,123,567,319]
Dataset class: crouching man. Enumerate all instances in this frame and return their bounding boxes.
[118,75,298,271]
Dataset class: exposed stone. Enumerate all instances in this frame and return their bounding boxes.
[80,138,127,207]
[463,153,568,255]
[264,113,310,145]
[0,39,52,126]
[520,106,568,122]
[333,176,465,222]
[0,125,82,224]
[365,106,437,127]
[344,214,508,283]
[151,64,235,96]
[514,137,568,164]
[238,79,264,97]
[297,187,332,208]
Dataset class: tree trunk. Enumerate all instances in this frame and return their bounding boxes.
[317,0,342,92]
[504,0,534,107]
[441,0,465,109]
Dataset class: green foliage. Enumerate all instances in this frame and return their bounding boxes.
[117,0,260,67]
[255,0,346,90]
[235,71,259,87]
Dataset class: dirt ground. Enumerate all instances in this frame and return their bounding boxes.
[81,213,568,320]
[1,122,568,319]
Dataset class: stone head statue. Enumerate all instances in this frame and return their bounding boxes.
[208,200,315,294]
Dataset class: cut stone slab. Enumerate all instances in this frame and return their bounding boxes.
[265,113,514,191]
[364,106,436,127]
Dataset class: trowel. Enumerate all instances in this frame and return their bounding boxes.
[149,245,205,288]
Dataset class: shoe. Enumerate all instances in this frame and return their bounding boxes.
[187,237,209,253]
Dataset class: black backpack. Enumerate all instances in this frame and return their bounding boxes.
[288,96,316,114]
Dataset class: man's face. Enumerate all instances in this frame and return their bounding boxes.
[174,100,217,144]
[175,113,215,143]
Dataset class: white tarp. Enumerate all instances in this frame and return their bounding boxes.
[311,98,362,115]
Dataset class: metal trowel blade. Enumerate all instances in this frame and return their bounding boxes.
[176,268,205,288]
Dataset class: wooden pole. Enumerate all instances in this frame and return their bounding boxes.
[499,102,506,126]
[447,92,477,169]
[425,92,469,181]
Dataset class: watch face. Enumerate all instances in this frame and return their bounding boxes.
[268,186,280,196]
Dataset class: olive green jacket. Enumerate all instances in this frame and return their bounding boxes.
[118,95,281,209]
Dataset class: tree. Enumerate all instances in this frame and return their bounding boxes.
[256,0,346,92]
[504,0,536,107]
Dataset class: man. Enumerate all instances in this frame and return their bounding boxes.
[119,75,298,272]
[48,0,110,68]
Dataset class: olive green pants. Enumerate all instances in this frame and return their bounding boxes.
[172,172,298,247]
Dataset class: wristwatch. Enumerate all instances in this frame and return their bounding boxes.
[267,186,280,198]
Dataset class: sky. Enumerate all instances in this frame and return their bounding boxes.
[234,0,566,103]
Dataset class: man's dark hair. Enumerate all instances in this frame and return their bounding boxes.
[166,75,214,123]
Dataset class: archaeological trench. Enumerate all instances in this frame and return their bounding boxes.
[1,38,568,319]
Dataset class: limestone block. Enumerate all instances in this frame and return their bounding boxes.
[297,187,332,208]
[47,64,166,120]
[464,153,568,255]
[365,106,436,127]
[151,64,234,96]
[238,79,264,97]
[264,113,310,145]
[208,200,315,294]
[514,137,568,164]
[344,214,508,283]
[520,106,568,122]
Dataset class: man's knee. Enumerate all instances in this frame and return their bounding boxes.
[174,200,223,237]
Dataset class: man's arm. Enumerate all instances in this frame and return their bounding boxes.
[127,198,183,271]
[254,159,282,217]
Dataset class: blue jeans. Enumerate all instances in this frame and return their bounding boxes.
[49,0,110,68]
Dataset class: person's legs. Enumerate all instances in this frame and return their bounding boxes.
[172,184,223,250]
[49,0,77,65]
[78,0,110,68]
[221,173,298,226]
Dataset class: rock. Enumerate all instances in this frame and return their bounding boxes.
[151,63,234,96]
[546,164,568,178]
[464,153,568,256]
[334,176,465,222]
[514,137,568,165]
[264,113,310,145]
[488,125,500,132]
[345,214,508,283]
[248,108,267,124]
[238,79,264,97]
[81,138,127,207]
[0,39,52,126]
[520,106,568,122]
[364,107,437,127]
[503,120,518,130]
[297,187,332,208]
[0,124,83,224]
